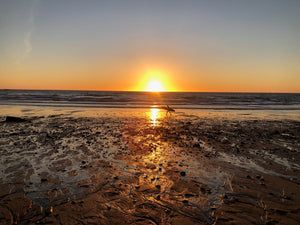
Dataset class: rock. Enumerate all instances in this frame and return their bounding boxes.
[222,194,228,199]
[44,206,53,216]
[193,143,201,148]
[182,200,189,206]
[5,116,27,122]
[41,178,48,182]
[146,163,156,170]
[184,193,195,198]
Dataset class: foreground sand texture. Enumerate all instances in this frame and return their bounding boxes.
[0,112,299,224]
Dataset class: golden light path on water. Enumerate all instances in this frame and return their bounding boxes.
[146,107,168,163]
[148,107,161,127]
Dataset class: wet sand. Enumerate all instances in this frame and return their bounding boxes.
[0,109,299,224]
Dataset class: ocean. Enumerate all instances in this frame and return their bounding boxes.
[0,89,299,111]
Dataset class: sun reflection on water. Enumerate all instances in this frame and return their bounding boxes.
[149,108,161,126]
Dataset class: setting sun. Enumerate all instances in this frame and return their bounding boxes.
[146,80,165,92]
[132,68,176,92]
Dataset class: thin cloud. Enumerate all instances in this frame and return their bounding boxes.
[24,31,32,57]
[18,0,38,63]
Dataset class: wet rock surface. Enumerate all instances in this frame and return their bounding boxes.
[0,113,299,224]
[4,116,28,123]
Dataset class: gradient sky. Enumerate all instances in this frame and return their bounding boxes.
[0,0,299,92]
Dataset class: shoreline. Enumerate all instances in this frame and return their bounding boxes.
[1,104,300,121]
[0,108,299,224]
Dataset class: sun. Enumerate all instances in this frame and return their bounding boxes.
[132,68,176,92]
[145,80,165,92]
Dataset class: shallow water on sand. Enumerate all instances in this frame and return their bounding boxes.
[1,103,300,121]
[0,106,299,224]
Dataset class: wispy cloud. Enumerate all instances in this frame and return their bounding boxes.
[18,0,38,63]
[24,31,32,58]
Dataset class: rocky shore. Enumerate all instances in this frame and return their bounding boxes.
[0,111,299,224]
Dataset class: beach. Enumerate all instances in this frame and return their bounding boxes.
[2,0,300,223]
[0,104,299,225]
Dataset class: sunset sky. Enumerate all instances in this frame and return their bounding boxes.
[0,0,299,92]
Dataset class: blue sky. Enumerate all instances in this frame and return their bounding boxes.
[1,0,299,92]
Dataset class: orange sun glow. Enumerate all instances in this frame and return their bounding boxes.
[132,68,176,92]
[145,80,165,92]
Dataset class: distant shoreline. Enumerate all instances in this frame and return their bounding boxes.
[1,88,299,94]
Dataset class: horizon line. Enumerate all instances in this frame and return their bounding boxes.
[0,88,299,94]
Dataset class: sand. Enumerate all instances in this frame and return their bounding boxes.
[0,109,299,224]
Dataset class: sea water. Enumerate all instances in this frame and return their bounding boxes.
[1,90,299,109]
[0,90,299,120]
